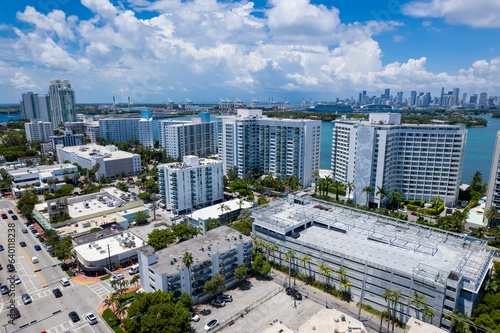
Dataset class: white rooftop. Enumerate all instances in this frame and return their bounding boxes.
[253,197,493,291]
[405,317,447,333]
[190,199,253,221]
[298,309,365,333]
[59,144,138,160]
[7,163,76,176]
[74,230,147,262]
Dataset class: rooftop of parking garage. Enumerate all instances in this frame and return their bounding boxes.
[141,226,251,276]
[253,195,492,289]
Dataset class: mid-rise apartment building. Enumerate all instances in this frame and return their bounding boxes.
[158,155,223,214]
[25,120,54,143]
[50,130,85,149]
[138,226,252,303]
[158,117,216,158]
[220,109,321,187]
[57,144,142,178]
[331,113,467,207]
[99,112,153,147]
[485,131,500,224]
[49,79,77,125]
[64,117,100,144]
[253,194,493,330]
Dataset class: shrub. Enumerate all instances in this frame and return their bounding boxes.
[100,274,111,281]
[407,204,418,211]
[65,269,74,277]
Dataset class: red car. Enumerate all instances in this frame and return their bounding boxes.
[1,213,7,219]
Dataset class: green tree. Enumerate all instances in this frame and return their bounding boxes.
[130,274,140,288]
[422,305,436,324]
[316,261,332,287]
[238,208,252,222]
[138,192,152,202]
[257,196,269,206]
[285,248,296,288]
[177,293,193,311]
[376,186,388,208]
[231,220,252,236]
[17,190,39,219]
[391,290,404,332]
[54,237,73,260]
[363,186,373,207]
[469,171,487,195]
[234,265,249,280]
[206,218,221,231]
[147,229,175,250]
[116,182,129,192]
[484,206,500,228]
[134,211,149,225]
[299,254,312,283]
[203,273,226,296]
[252,252,271,276]
[331,180,344,201]
[182,252,193,271]
[382,288,394,330]
[345,181,355,203]
[409,291,426,320]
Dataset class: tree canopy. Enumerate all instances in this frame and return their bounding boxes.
[134,211,149,225]
[203,273,226,296]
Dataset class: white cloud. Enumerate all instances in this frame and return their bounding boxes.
[393,34,405,42]
[403,0,500,28]
[10,72,40,90]
[0,0,498,103]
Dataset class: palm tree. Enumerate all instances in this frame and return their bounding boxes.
[332,181,344,201]
[46,178,54,191]
[391,290,404,332]
[284,248,296,288]
[362,186,373,207]
[472,227,487,240]
[340,277,351,296]
[444,309,476,333]
[409,291,426,320]
[299,254,311,282]
[323,175,332,196]
[267,243,278,262]
[73,173,80,185]
[252,237,264,252]
[237,199,244,209]
[485,206,500,228]
[316,261,332,287]
[182,252,193,271]
[335,267,350,293]
[422,305,436,324]
[130,274,140,288]
[217,203,231,222]
[382,288,394,330]
[345,181,355,203]
[313,171,320,194]
[376,186,388,208]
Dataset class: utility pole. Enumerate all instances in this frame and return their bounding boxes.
[107,244,112,271]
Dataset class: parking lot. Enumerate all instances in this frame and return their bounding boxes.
[189,276,325,333]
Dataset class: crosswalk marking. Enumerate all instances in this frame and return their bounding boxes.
[87,282,112,299]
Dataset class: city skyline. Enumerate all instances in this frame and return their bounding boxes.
[0,0,499,103]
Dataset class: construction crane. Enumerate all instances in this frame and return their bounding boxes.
[250,98,258,108]
[302,99,307,110]
[233,98,242,109]
[185,98,193,113]
[166,98,174,110]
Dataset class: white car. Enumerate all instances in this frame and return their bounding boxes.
[111,273,125,282]
[190,312,200,322]
[14,276,21,284]
[31,256,39,264]
[85,312,98,325]
[204,319,219,331]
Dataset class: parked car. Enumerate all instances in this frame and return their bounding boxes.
[1,213,7,219]
[22,228,28,234]
[19,242,26,247]
[111,273,124,282]
[0,245,3,251]
[219,294,233,302]
[190,312,200,322]
[286,287,302,300]
[14,276,21,284]
[31,256,39,264]
[1,285,9,294]
[10,307,20,319]
[52,288,63,298]
[68,311,80,322]
[211,299,225,307]
[204,319,219,331]
[7,264,15,272]
[22,293,32,304]
[85,312,98,325]
[7,210,13,214]
[12,215,18,220]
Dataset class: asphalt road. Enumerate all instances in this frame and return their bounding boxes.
[0,199,112,333]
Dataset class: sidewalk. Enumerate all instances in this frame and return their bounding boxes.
[269,269,405,333]
[72,265,134,283]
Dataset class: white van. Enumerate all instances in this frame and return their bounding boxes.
[60,277,70,287]
[31,256,39,264]
[129,264,139,275]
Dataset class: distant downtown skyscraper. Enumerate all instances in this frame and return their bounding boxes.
[49,79,77,126]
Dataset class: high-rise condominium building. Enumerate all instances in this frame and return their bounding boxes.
[220,109,321,188]
[158,155,224,214]
[49,79,77,125]
[49,130,85,149]
[20,92,38,120]
[158,117,215,159]
[99,111,153,148]
[485,131,500,225]
[25,120,54,143]
[331,113,467,207]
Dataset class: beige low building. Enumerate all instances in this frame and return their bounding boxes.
[262,323,293,333]
[298,309,366,333]
[405,317,447,333]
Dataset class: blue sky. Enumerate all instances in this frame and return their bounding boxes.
[0,0,499,104]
